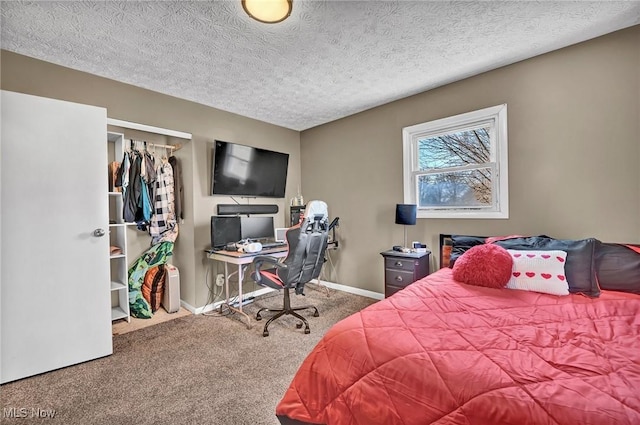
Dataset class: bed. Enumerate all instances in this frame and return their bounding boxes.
[275,235,640,425]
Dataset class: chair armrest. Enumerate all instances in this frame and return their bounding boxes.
[252,255,288,272]
[252,255,288,286]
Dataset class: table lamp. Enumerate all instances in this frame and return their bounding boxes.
[395,204,417,249]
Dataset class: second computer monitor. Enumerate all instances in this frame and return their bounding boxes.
[211,216,241,249]
[240,216,274,241]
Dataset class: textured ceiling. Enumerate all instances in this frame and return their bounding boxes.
[1,1,639,131]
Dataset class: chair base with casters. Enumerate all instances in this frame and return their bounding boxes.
[255,287,319,337]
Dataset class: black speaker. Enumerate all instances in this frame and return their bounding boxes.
[217,204,279,215]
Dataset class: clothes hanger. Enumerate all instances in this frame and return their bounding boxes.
[162,147,169,164]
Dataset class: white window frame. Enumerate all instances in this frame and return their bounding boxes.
[402,104,508,219]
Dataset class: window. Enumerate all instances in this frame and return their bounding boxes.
[402,104,508,219]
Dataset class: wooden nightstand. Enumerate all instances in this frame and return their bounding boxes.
[380,250,430,298]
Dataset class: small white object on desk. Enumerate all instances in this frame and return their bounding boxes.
[237,242,262,253]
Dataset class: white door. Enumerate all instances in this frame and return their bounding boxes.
[1,90,113,384]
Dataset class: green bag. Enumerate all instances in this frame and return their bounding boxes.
[128,241,174,319]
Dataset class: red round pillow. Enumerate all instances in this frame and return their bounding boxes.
[452,243,513,288]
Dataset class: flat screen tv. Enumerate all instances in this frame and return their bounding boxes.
[211,140,289,198]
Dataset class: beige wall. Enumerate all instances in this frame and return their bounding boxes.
[300,25,640,293]
[0,50,301,309]
[2,25,638,300]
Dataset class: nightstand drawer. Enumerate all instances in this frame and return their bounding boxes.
[385,269,414,288]
[384,257,416,272]
[385,284,405,298]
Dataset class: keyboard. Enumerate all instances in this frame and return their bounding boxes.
[261,241,286,249]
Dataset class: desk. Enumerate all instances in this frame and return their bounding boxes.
[206,246,288,328]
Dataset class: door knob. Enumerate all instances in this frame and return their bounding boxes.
[93,228,106,237]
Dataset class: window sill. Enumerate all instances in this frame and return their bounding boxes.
[417,210,509,219]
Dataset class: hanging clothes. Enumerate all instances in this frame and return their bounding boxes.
[123,151,141,223]
[149,160,178,245]
[117,140,180,240]
[115,151,129,195]
[143,151,157,210]
[140,179,152,222]
[109,161,121,192]
[143,151,157,184]
[123,152,130,191]
[120,140,154,229]
[168,155,183,222]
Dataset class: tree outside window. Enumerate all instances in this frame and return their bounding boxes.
[402,104,508,219]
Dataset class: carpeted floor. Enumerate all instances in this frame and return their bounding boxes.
[0,284,376,425]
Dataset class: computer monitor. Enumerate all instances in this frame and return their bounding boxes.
[211,216,241,248]
[275,228,287,242]
[240,216,275,241]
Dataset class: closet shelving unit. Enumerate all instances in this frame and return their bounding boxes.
[108,132,131,322]
[106,119,191,323]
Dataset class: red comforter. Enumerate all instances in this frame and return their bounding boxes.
[277,268,640,425]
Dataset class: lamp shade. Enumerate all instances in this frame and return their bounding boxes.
[395,204,417,225]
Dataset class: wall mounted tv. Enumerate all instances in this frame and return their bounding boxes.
[211,140,289,198]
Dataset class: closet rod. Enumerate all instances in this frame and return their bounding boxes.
[132,140,181,152]
[107,118,192,140]
[147,142,178,151]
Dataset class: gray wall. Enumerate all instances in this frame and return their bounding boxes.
[300,25,640,293]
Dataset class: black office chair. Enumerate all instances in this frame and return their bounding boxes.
[251,200,330,337]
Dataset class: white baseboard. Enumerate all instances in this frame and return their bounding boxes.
[312,279,384,300]
[180,300,198,314]
[184,280,383,315]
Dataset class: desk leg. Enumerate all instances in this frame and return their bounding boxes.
[237,264,244,312]
[219,262,251,329]
[234,264,251,329]
[219,262,230,314]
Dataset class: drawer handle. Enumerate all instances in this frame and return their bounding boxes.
[394,261,403,267]
[395,276,403,282]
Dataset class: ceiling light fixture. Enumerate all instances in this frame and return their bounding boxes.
[242,0,292,24]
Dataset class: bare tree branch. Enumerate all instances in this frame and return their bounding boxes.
[418,127,492,206]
